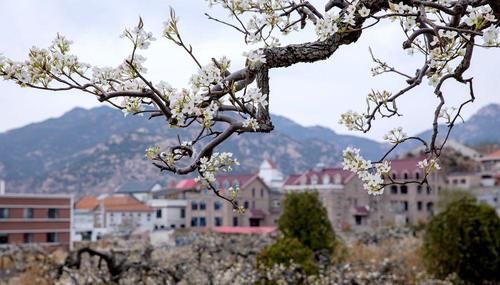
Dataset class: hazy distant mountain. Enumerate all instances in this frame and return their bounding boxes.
[416,104,500,146]
[0,106,387,195]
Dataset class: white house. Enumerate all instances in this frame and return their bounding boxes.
[258,160,284,189]
[74,194,154,240]
[148,199,187,230]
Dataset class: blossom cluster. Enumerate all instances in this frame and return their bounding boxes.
[315,0,371,40]
[339,111,365,131]
[197,152,240,183]
[417,158,441,173]
[206,0,299,46]
[383,127,407,144]
[438,107,457,124]
[342,147,390,195]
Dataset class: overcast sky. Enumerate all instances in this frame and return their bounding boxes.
[0,0,498,142]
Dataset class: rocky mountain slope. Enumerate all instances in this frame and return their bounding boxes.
[0,106,386,195]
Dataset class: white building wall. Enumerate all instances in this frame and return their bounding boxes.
[149,199,187,230]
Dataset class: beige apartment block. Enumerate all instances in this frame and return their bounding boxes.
[175,174,276,229]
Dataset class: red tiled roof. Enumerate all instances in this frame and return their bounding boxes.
[213,226,276,234]
[75,196,98,210]
[482,150,500,160]
[75,195,153,212]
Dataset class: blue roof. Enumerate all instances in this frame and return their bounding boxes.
[116,181,160,194]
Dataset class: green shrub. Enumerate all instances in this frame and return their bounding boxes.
[256,237,318,275]
[278,191,337,254]
[423,198,500,284]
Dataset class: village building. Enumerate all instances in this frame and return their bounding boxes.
[173,173,276,229]
[0,180,73,250]
[73,194,154,240]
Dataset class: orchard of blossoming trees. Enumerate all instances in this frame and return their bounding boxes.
[0,0,499,209]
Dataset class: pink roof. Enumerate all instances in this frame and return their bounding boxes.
[284,168,353,186]
[390,156,425,174]
[355,205,370,216]
[284,174,301,185]
[214,173,256,188]
[176,179,198,190]
[248,208,266,219]
[174,174,258,191]
[213,226,276,234]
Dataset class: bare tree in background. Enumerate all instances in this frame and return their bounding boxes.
[0,0,499,209]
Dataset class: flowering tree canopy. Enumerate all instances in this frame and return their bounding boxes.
[1,0,499,209]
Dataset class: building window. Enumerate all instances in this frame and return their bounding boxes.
[311,175,318,185]
[199,217,207,227]
[199,201,206,210]
[191,217,198,227]
[417,201,423,211]
[417,185,423,194]
[147,213,151,221]
[272,200,281,208]
[0,208,9,219]
[24,208,34,219]
[403,172,409,180]
[260,188,264,197]
[214,201,222,211]
[214,217,223,227]
[23,233,33,244]
[391,172,397,180]
[403,201,409,211]
[0,233,8,244]
[244,201,249,209]
[390,185,398,194]
[252,200,256,209]
[400,185,408,194]
[427,202,434,213]
[323,175,330,185]
[233,216,238,226]
[355,215,362,225]
[46,232,58,243]
[180,208,186,218]
[252,188,256,198]
[191,201,198,210]
[156,209,162,218]
[48,208,59,219]
[415,172,420,179]
[426,186,432,195]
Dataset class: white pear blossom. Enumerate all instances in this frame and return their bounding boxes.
[315,13,339,40]
[243,117,259,131]
[358,6,371,18]
[198,152,240,183]
[482,26,499,46]
[339,111,365,131]
[438,107,457,124]
[243,49,266,68]
[342,147,390,195]
[417,158,441,173]
[383,127,407,144]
